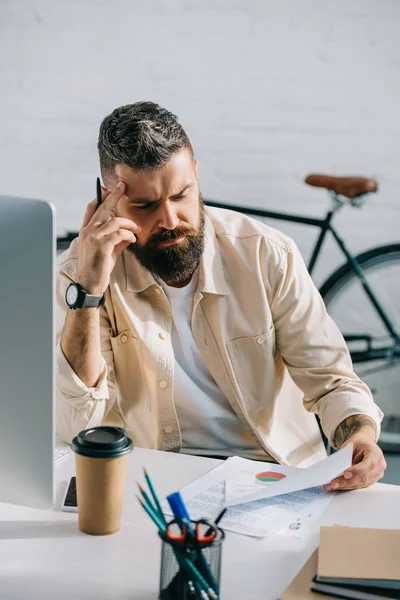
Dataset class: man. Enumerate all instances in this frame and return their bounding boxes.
[57,101,386,492]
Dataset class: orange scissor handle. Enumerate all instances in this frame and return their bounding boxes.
[165,518,217,545]
[165,520,188,543]
[195,519,217,544]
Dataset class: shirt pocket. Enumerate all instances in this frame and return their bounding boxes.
[226,326,278,411]
[109,329,150,412]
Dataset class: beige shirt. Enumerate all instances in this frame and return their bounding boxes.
[56,207,383,467]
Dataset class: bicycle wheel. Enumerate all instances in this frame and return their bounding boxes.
[319,244,400,451]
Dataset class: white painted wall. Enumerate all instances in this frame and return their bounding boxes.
[1,0,399,285]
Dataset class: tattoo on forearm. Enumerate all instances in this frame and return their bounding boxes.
[334,414,377,448]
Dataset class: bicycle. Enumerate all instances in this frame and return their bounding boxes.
[57,174,400,451]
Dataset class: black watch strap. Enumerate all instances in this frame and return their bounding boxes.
[82,293,105,308]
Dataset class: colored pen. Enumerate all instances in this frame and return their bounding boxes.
[214,508,227,526]
[167,491,191,522]
[205,508,227,536]
[96,177,102,208]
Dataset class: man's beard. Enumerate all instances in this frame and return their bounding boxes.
[126,194,205,285]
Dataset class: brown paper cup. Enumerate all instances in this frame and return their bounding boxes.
[72,427,133,536]
[75,453,129,535]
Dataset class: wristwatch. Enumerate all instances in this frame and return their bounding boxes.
[65,282,105,310]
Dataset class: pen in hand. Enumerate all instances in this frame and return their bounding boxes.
[96,177,102,208]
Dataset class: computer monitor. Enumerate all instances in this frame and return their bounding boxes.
[0,195,55,508]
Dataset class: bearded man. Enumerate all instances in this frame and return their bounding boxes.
[57,101,385,491]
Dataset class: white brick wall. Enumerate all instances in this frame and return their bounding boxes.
[1,0,399,285]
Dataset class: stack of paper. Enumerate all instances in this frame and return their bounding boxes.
[225,445,353,507]
[281,527,400,599]
[312,526,400,598]
[162,446,353,539]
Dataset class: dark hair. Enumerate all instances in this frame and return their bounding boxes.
[98,101,193,178]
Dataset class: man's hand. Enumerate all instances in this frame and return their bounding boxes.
[77,181,142,295]
[324,414,386,492]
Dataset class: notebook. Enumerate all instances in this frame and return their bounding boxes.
[311,576,400,599]
[280,527,400,600]
[317,526,400,589]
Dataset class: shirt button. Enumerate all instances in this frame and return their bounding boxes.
[164,425,173,434]
[257,335,266,345]
[121,334,128,344]
[155,288,162,296]
[158,380,168,389]
[159,332,168,340]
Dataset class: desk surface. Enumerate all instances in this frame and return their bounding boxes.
[1,448,399,600]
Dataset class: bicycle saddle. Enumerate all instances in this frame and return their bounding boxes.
[305,174,378,199]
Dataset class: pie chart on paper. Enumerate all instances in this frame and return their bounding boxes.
[255,471,286,483]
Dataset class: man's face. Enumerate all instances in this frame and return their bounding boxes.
[109,149,205,286]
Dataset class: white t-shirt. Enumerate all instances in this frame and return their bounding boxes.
[159,272,266,460]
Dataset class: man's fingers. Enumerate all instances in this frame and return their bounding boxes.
[324,470,383,491]
[342,463,373,481]
[91,181,126,225]
[104,229,137,249]
[344,445,386,479]
[113,238,135,257]
[324,478,362,492]
[81,186,113,229]
[101,181,126,211]
[100,185,110,203]
[327,467,373,489]
[324,450,386,491]
[98,216,142,237]
[81,199,98,229]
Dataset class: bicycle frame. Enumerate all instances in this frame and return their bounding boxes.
[205,196,400,355]
[57,195,399,362]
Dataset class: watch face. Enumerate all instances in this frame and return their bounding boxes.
[66,284,78,306]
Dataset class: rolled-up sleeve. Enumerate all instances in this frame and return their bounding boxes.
[271,240,384,447]
[55,249,117,443]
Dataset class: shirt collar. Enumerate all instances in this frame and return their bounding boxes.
[124,209,229,296]
[197,211,229,296]
[124,251,157,294]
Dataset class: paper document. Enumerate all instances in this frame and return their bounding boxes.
[278,496,333,540]
[161,453,338,538]
[225,445,352,506]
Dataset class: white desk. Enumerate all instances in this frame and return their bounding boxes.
[1,449,399,600]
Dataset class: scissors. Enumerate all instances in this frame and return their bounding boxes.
[165,518,218,548]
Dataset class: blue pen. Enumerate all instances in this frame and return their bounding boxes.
[167,492,219,595]
[167,491,191,522]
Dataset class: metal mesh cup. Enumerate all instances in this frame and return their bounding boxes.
[159,525,224,600]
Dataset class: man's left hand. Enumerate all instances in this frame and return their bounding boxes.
[324,433,387,492]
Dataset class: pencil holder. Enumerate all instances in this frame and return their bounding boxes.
[158,524,224,600]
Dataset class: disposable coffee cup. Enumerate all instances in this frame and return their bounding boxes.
[71,426,133,535]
